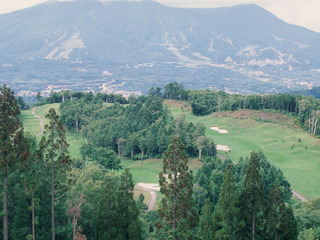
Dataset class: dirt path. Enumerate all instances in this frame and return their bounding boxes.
[135,186,157,211]
[216,154,308,202]
[32,107,44,137]
[292,190,308,202]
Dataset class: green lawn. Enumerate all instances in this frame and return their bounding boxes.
[21,107,42,136]
[23,101,320,200]
[21,104,86,159]
[165,100,320,200]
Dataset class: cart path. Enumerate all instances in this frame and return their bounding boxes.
[135,186,157,211]
[32,107,44,137]
[292,190,308,202]
[216,153,308,202]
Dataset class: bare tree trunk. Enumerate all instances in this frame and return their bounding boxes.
[75,119,79,133]
[131,150,133,159]
[314,118,318,135]
[141,150,144,162]
[73,216,77,240]
[3,166,8,240]
[51,147,55,240]
[199,149,202,160]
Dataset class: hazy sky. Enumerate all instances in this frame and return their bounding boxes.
[0,0,319,33]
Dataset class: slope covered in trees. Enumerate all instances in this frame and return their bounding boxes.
[11,83,320,239]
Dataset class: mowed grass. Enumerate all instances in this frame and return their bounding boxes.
[165,100,320,200]
[119,158,202,184]
[20,107,42,136]
[21,104,86,159]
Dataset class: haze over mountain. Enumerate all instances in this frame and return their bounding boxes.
[1,0,320,96]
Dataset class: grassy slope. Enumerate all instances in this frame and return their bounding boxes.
[165,100,320,200]
[22,103,204,206]
[21,104,86,159]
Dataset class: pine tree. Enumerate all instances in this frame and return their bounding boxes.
[0,85,29,240]
[281,205,298,240]
[239,151,265,240]
[265,181,286,239]
[199,199,214,240]
[213,163,242,240]
[117,168,143,239]
[156,135,198,240]
[38,108,72,240]
[266,182,298,240]
[96,176,119,239]
[96,169,143,239]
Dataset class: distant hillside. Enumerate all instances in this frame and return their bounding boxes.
[294,86,320,99]
[1,0,320,96]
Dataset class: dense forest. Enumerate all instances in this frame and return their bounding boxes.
[3,83,320,239]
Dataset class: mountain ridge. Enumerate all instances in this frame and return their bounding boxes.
[1,1,320,96]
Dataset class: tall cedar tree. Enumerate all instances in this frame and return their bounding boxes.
[117,168,143,239]
[23,134,41,240]
[213,163,243,240]
[0,85,29,240]
[96,176,119,239]
[38,108,71,240]
[265,182,298,240]
[96,169,142,239]
[198,199,214,240]
[239,151,265,240]
[157,135,198,240]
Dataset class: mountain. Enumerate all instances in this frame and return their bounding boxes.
[1,0,320,96]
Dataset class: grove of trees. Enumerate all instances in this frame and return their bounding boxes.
[3,83,320,239]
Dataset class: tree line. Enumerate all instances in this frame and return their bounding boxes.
[59,94,216,161]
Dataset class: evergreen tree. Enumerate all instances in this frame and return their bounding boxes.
[38,108,72,240]
[23,134,42,240]
[96,175,120,239]
[265,181,286,239]
[239,151,265,240]
[282,205,298,240]
[0,85,29,240]
[117,168,143,239]
[96,169,142,239]
[198,199,214,240]
[156,135,198,240]
[213,163,242,240]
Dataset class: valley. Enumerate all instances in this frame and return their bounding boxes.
[21,100,320,201]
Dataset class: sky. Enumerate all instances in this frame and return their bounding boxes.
[0,0,319,33]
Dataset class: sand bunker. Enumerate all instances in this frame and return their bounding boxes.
[137,183,160,191]
[210,127,228,134]
[216,144,231,151]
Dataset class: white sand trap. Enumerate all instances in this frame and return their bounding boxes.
[210,126,228,134]
[137,183,160,191]
[216,144,231,151]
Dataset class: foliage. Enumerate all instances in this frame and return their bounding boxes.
[156,135,198,239]
[212,163,243,239]
[0,84,29,240]
[96,169,142,239]
[294,198,320,239]
[80,96,207,159]
[38,108,72,240]
[238,151,265,239]
[80,143,122,173]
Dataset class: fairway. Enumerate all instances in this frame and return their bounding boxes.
[166,100,320,200]
[21,104,86,159]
